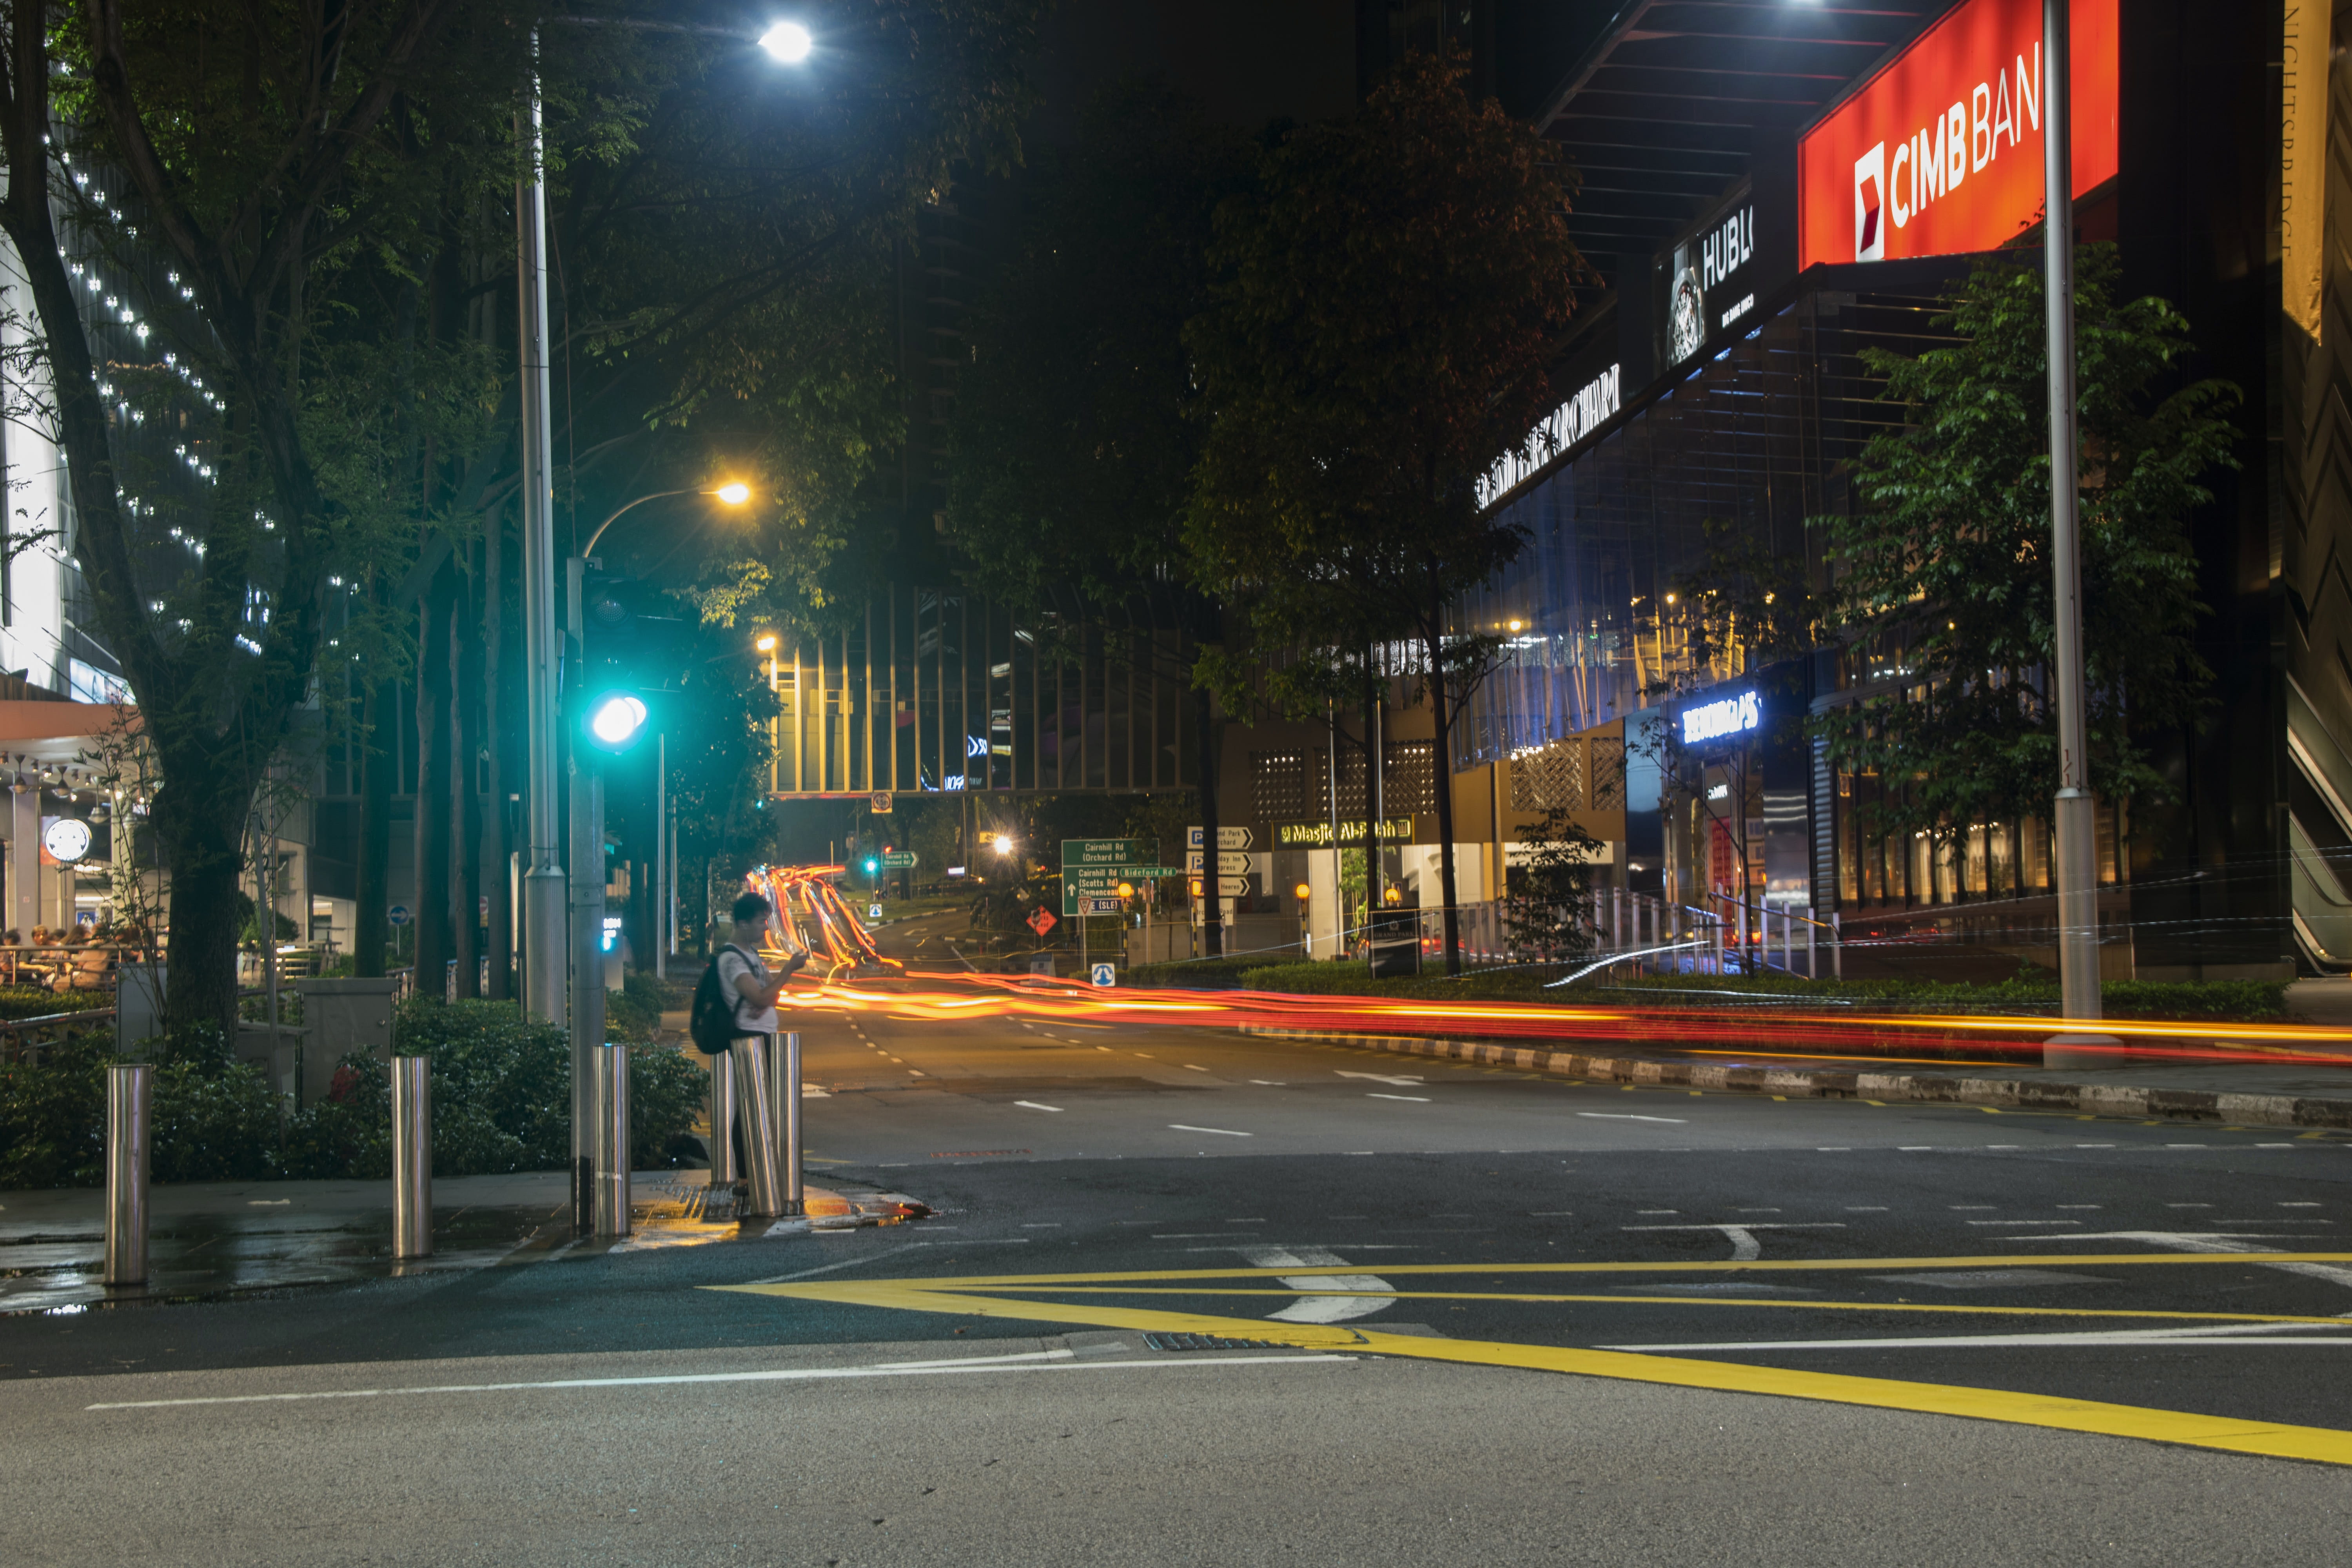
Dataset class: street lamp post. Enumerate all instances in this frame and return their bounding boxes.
[511,16,808,1224]
[2042,0,2103,1038]
[516,45,566,1034]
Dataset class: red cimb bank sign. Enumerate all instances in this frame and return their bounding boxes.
[1798,0,2117,269]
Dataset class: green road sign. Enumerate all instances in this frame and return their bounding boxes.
[1061,838,1156,871]
[881,851,917,869]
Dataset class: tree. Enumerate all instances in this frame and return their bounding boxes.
[1813,247,2237,848]
[945,83,1251,951]
[1500,806,1602,963]
[0,3,1040,1030]
[1183,51,1582,974]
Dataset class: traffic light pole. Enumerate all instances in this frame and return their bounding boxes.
[516,54,568,1034]
[564,556,608,1231]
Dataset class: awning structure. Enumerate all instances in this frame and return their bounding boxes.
[0,700,134,768]
[1533,0,1951,258]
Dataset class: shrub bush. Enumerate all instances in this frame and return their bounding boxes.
[0,1027,111,1187]
[148,1024,281,1183]
[0,998,707,1185]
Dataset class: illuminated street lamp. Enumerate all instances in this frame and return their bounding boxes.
[758,21,813,63]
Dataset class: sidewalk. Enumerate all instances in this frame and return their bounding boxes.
[0,1170,928,1314]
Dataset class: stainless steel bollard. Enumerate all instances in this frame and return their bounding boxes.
[766,1031,804,1215]
[104,1063,151,1287]
[592,1043,631,1237]
[707,1049,739,1186]
[391,1056,433,1259]
[730,1037,784,1218]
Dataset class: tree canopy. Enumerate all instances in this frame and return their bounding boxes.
[1182,51,1582,971]
[1814,247,2238,844]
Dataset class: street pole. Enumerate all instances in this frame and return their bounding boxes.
[564,558,608,1230]
[516,44,568,1033]
[2042,0,2102,1031]
[654,731,666,982]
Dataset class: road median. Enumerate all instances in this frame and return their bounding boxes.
[1236,1027,2352,1129]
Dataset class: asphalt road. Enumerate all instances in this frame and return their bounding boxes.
[8,1003,2352,1563]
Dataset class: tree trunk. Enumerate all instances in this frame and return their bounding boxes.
[1426,648,1463,977]
[453,543,484,998]
[153,760,256,1039]
[413,556,457,999]
[1361,676,1381,955]
[355,672,394,978]
[483,510,512,1000]
[1194,681,1223,958]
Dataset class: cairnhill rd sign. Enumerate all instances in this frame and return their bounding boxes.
[1799,0,2117,270]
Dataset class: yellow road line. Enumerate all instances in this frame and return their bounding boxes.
[714,1278,2352,1467]
[784,1252,2352,1290]
[930,1286,2352,1327]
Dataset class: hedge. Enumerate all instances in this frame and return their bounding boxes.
[0,998,707,1189]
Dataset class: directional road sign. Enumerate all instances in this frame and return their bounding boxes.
[1090,962,1117,987]
[1185,850,1252,876]
[1079,896,1125,916]
[881,850,917,869]
[1187,826,1252,850]
[1062,838,1156,871]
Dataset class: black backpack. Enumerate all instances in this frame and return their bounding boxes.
[689,945,749,1056]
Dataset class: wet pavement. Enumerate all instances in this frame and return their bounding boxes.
[0,1171,930,1313]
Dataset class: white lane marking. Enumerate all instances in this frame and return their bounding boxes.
[2283,1202,2325,1207]
[247,1200,291,1207]
[2015,1230,2352,1288]
[1337,1071,1425,1087]
[1577,1112,1686,1124]
[742,1240,1029,1286]
[2075,1143,2115,1149]
[83,1354,1357,1411]
[1013,1101,1063,1113]
[1169,1124,1252,1137]
[1249,1080,1287,1085]
[1846,1206,1888,1212]
[1601,1331,2352,1352]
[1185,1065,1212,1073]
[1238,1245,1396,1324]
[1966,1220,2079,1227]
[1620,1222,1846,1263]
[1368,1093,1432,1103]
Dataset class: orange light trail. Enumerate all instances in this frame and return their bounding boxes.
[733,866,2351,1069]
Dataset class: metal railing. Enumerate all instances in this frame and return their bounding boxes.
[0,1006,118,1066]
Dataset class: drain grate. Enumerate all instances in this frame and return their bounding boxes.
[1143,1332,1286,1352]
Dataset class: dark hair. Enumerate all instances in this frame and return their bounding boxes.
[731,891,772,925]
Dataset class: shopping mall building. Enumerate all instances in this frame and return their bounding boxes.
[1390,0,2296,981]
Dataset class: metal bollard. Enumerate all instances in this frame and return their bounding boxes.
[104,1064,150,1287]
[592,1043,631,1237]
[766,1031,804,1215]
[391,1056,432,1259]
[707,1049,739,1186]
[730,1037,784,1218]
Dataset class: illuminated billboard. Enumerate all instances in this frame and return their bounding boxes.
[1798,0,2118,270]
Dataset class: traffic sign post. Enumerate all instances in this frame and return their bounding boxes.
[1091,962,1116,987]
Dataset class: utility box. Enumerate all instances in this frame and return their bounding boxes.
[116,964,167,1056]
[290,978,401,1105]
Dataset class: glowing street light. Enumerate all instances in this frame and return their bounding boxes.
[713,481,752,506]
[993,833,1014,856]
[758,21,813,63]
[755,633,779,653]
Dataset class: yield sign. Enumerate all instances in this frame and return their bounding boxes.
[1027,906,1058,937]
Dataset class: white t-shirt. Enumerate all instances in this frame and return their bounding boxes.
[715,946,779,1037]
